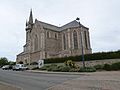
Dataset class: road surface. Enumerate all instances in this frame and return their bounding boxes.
[0,69,81,90]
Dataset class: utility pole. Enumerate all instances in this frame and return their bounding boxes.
[76,17,85,68]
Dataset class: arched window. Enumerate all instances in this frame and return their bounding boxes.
[63,33,66,50]
[73,31,78,49]
[34,35,38,51]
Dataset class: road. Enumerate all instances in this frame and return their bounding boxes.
[48,71,120,90]
[0,69,81,90]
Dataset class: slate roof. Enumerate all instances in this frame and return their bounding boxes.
[36,19,88,32]
[60,20,80,30]
[37,20,60,31]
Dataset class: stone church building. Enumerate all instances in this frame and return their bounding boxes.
[16,10,92,64]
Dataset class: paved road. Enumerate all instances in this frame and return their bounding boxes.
[0,69,81,90]
[48,71,120,90]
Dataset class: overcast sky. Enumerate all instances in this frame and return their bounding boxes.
[0,0,120,61]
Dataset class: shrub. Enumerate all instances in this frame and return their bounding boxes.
[39,64,64,71]
[64,60,75,68]
[51,67,61,72]
[31,67,39,70]
[111,62,120,70]
[69,68,79,72]
[47,68,52,71]
[94,62,120,71]
[39,65,50,70]
[94,64,103,70]
[46,64,58,71]
[64,61,67,66]
[103,64,111,71]
[50,64,57,67]
[79,67,96,72]
[60,66,71,72]
[30,62,38,65]
[57,65,63,69]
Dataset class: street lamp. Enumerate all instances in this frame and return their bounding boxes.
[76,17,85,68]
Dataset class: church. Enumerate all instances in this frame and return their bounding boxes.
[16,10,92,64]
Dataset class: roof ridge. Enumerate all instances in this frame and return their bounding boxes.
[60,20,78,27]
[35,19,88,31]
[36,19,60,28]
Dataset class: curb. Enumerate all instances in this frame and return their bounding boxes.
[26,70,93,75]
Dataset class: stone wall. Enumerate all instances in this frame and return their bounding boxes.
[76,59,120,67]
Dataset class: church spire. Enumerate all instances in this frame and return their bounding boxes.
[26,19,28,26]
[29,9,33,24]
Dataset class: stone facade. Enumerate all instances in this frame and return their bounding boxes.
[16,10,92,64]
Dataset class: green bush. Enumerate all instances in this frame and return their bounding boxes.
[94,62,120,71]
[94,64,103,70]
[51,67,61,72]
[39,65,50,70]
[46,64,58,71]
[64,60,75,68]
[57,65,63,69]
[47,68,52,71]
[79,67,96,72]
[30,62,38,65]
[31,67,39,70]
[69,68,79,72]
[60,66,71,72]
[103,64,111,71]
[111,62,120,70]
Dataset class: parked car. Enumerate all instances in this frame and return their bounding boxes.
[13,64,28,71]
[2,65,12,70]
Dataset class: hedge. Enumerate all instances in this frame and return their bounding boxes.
[44,50,120,64]
[94,62,120,71]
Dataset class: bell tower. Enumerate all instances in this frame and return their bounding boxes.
[26,9,33,44]
[26,9,33,31]
[24,9,34,54]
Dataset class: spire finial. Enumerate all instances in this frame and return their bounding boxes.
[29,9,33,24]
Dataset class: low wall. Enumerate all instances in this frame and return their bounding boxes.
[76,59,120,67]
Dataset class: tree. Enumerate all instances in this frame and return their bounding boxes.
[8,61,16,65]
[0,57,9,66]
